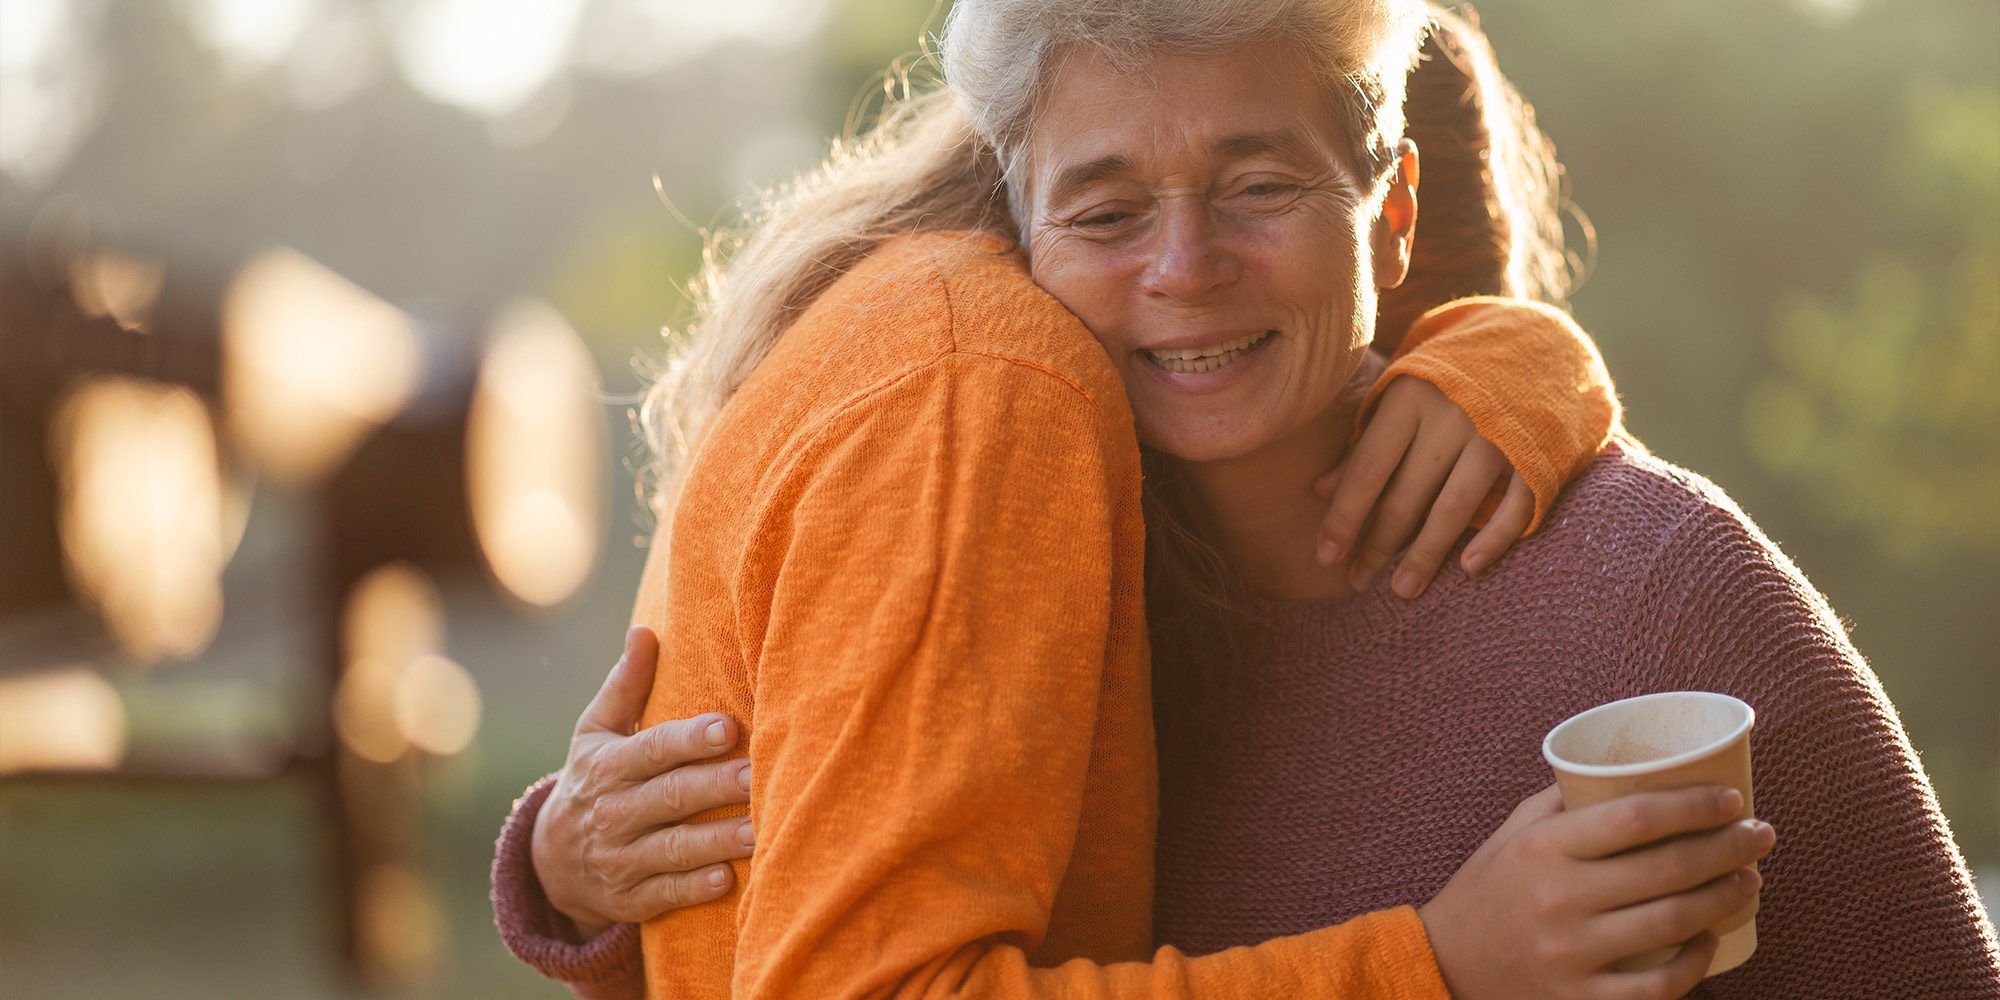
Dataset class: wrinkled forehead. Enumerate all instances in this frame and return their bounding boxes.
[1018,40,1351,201]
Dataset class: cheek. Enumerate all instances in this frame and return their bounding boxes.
[1030,244,1140,347]
[1239,198,1366,293]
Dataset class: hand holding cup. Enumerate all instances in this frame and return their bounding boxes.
[1543,690,1763,977]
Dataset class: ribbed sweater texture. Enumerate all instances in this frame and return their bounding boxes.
[1150,444,2000,997]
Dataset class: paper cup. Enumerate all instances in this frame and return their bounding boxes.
[1542,691,1758,977]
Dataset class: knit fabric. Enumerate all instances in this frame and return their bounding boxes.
[488,774,643,998]
[626,230,1454,999]
[1151,443,2000,997]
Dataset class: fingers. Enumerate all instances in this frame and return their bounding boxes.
[577,626,660,736]
[1583,867,1759,970]
[627,815,757,878]
[1390,439,1510,599]
[1550,786,1746,860]
[1501,784,1567,831]
[1462,472,1535,576]
[603,710,743,784]
[611,863,740,922]
[1348,415,1462,591]
[616,756,753,830]
[1591,931,1719,1000]
[1316,397,1419,567]
[1581,819,1775,911]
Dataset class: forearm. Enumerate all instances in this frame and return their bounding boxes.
[744,906,1446,1000]
[491,775,644,999]
[1368,297,1620,532]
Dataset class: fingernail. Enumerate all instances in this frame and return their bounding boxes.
[736,761,752,791]
[1750,819,1775,844]
[1316,540,1339,566]
[736,820,755,846]
[706,867,728,888]
[1464,550,1490,574]
[705,719,729,746]
[1736,867,1761,891]
[1716,788,1743,813]
[1393,571,1420,599]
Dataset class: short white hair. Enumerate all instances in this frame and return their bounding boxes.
[939,0,1430,220]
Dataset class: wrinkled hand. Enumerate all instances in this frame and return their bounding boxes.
[531,625,754,937]
[1419,784,1775,1000]
[1314,376,1536,599]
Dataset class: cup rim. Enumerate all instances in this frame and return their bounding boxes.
[1542,691,1755,778]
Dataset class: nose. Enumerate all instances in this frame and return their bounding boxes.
[1141,200,1239,304]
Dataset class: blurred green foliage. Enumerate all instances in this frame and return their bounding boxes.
[1748,83,2000,561]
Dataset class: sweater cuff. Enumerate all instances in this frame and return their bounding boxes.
[1360,905,1454,1000]
[1363,297,1621,536]
[490,774,644,990]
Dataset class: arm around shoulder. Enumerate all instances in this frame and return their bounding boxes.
[1369,297,1621,533]
[720,352,1451,999]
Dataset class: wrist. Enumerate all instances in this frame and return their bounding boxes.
[530,792,614,939]
[1416,898,1471,1000]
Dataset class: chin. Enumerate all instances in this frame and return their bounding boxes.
[1134,417,1262,464]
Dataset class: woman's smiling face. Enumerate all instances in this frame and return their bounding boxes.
[1023,38,1416,464]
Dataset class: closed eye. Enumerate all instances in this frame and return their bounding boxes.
[1075,211,1132,230]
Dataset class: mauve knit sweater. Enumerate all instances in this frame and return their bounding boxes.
[493,444,2000,998]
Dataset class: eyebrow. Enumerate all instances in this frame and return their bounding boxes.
[1047,154,1136,206]
[1212,129,1320,166]
[1044,130,1323,205]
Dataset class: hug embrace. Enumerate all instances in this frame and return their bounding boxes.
[490,1,2000,997]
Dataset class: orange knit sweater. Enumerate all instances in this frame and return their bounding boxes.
[631,231,1616,999]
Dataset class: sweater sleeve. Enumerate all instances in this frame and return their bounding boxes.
[1623,498,2000,998]
[489,775,645,1000]
[701,353,1449,1000]
[1362,297,1622,534]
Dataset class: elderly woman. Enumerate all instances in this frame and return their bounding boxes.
[493,2,2000,998]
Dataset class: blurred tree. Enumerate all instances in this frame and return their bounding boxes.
[1746,83,2000,561]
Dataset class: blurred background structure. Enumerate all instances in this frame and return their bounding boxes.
[0,0,1994,995]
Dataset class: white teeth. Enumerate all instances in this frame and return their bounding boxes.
[1147,331,1271,373]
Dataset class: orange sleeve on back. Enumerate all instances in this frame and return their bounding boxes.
[1363,297,1624,534]
[718,351,1449,999]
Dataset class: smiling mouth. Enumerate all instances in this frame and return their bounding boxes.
[1144,331,1274,374]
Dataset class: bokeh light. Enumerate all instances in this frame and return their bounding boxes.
[467,299,604,608]
[354,862,446,983]
[50,376,227,664]
[0,0,102,186]
[391,0,586,118]
[67,250,164,332]
[221,248,424,487]
[176,0,316,75]
[0,669,128,774]
[333,563,482,761]
[335,563,441,764]
[392,653,481,757]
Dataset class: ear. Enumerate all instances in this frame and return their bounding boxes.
[1371,139,1419,290]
